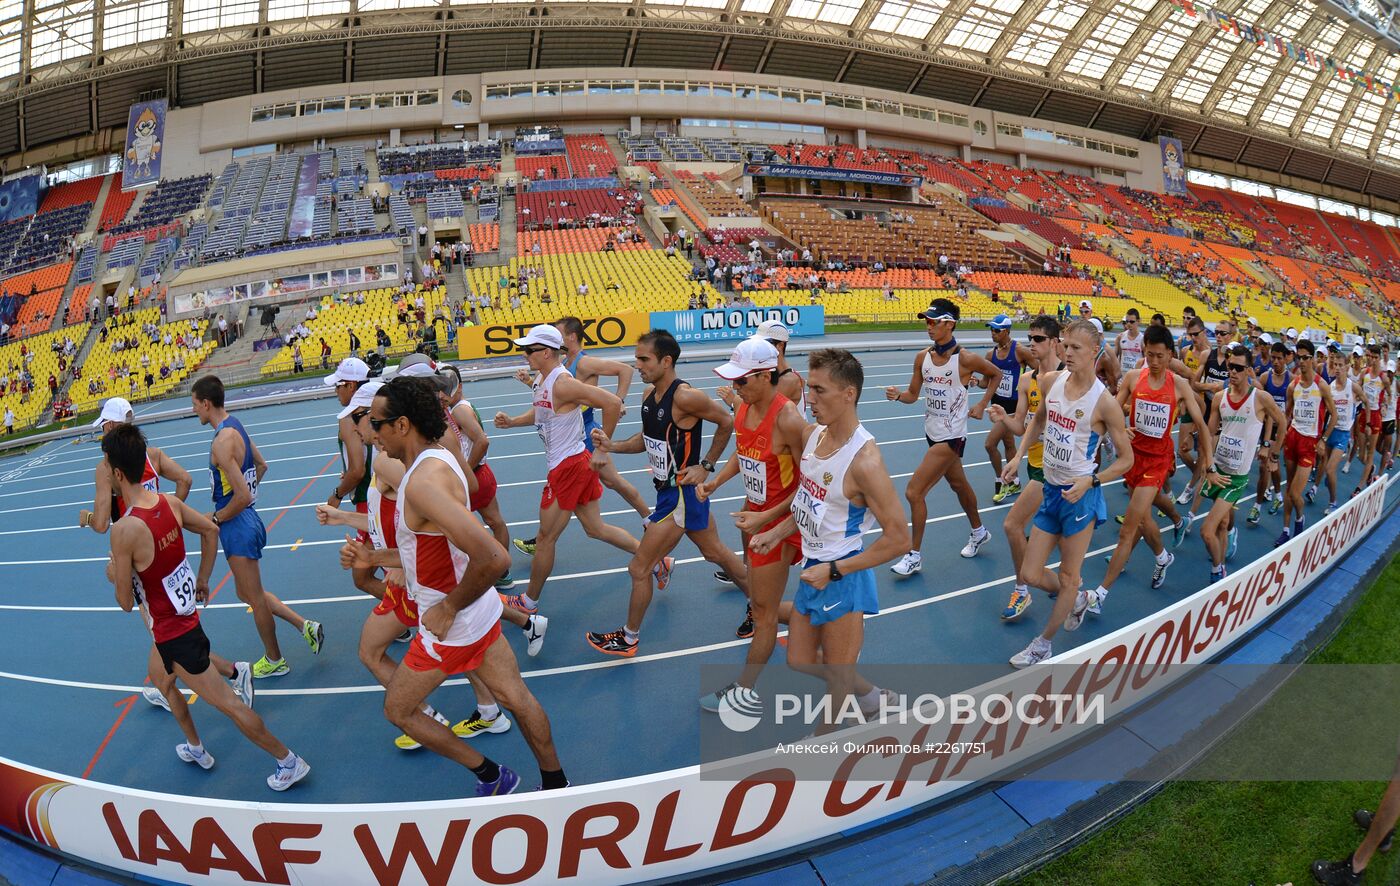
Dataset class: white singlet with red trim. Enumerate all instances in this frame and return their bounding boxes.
[1332,378,1356,433]
[395,448,502,648]
[533,365,586,470]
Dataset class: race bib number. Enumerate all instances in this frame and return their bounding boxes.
[792,484,824,546]
[738,454,767,504]
[1295,396,1319,434]
[924,381,950,420]
[244,467,258,505]
[1133,398,1171,439]
[1121,349,1141,371]
[1216,433,1247,475]
[996,372,1014,399]
[644,436,671,482]
[161,559,198,616]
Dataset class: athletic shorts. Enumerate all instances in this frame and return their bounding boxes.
[1203,471,1250,505]
[541,451,603,512]
[991,394,1018,415]
[219,508,267,560]
[926,436,967,457]
[155,623,211,676]
[650,484,710,532]
[1370,409,1384,434]
[1126,449,1175,491]
[372,581,418,628]
[746,507,802,568]
[1284,427,1319,469]
[1033,482,1107,537]
[470,463,498,512]
[1027,464,1044,484]
[794,551,878,627]
[581,417,601,454]
[402,622,501,675]
[354,500,371,546]
[1326,428,1351,452]
[1384,420,1396,436]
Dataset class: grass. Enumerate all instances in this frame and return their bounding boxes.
[1019,554,1400,886]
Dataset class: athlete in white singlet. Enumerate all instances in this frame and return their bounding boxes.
[1278,340,1335,547]
[1001,320,1134,668]
[494,325,645,618]
[355,375,568,796]
[1114,308,1144,373]
[886,298,1001,576]
[1313,350,1365,514]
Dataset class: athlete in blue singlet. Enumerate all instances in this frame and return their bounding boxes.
[191,375,322,679]
[1249,341,1292,525]
[985,315,1027,504]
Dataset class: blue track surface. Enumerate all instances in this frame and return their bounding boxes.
[0,344,1374,805]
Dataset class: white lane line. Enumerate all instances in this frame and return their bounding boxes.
[0,470,341,516]
[0,537,1132,693]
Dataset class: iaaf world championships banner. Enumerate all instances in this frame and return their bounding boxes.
[0,478,1391,885]
[1168,0,1400,104]
[744,163,923,188]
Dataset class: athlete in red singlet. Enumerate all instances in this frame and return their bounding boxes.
[698,338,808,714]
[81,397,192,534]
[104,423,309,791]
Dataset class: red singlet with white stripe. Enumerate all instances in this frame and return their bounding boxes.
[113,455,159,516]
[1129,371,1178,458]
[126,495,200,643]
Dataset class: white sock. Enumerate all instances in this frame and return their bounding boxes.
[478,703,500,721]
[1033,636,1052,651]
[422,704,437,719]
[187,743,205,757]
[278,751,297,768]
[1094,584,1110,599]
[623,626,639,644]
[521,592,538,610]
[1015,582,1027,593]
[1155,548,1172,565]
[857,686,883,713]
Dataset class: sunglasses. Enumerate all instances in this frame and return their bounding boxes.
[368,415,398,431]
[1227,364,1249,373]
[1124,320,1138,325]
[350,407,371,423]
[521,345,550,355]
[1028,334,1052,344]
[1190,329,1206,336]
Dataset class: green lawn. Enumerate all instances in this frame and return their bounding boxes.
[1019,555,1400,886]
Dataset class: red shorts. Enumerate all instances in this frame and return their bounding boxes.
[541,451,603,512]
[402,622,502,675]
[746,508,803,568]
[1284,427,1319,469]
[1126,448,1175,491]
[371,582,418,628]
[470,463,499,512]
[1368,408,1383,434]
[354,500,371,546]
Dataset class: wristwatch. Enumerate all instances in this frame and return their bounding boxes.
[700,458,715,472]
[211,513,221,526]
[1091,475,1102,488]
[828,561,844,582]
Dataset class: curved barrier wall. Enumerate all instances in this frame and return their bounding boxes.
[0,474,1391,885]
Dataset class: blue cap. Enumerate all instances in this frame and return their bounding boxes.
[986,314,1013,330]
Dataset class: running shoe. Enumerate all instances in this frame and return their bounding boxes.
[143,685,171,711]
[714,570,735,585]
[1010,637,1052,669]
[493,575,515,590]
[1087,589,1106,616]
[1324,502,1338,516]
[961,528,991,558]
[536,780,573,791]
[992,484,1009,504]
[267,755,311,791]
[1295,516,1307,537]
[176,743,214,770]
[1063,590,1093,632]
[1175,484,1194,506]
[512,537,537,556]
[475,766,520,797]
[1226,526,1238,561]
[586,628,637,658]
[653,556,675,591]
[1000,482,1022,501]
[232,661,254,710]
[396,711,452,750]
[499,593,539,616]
[1274,528,1292,548]
[1152,552,1175,589]
[1114,514,1126,525]
[891,551,923,576]
[1306,483,1318,504]
[1343,460,1352,475]
[1269,496,1283,515]
[1001,587,1032,621]
[1172,517,1191,549]
[251,656,289,679]
[1354,809,1395,853]
[700,682,762,716]
[736,604,754,639]
[302,619,324,655]
[525,614,548,657]
[453,710,512,738]
[1210,566,1227,582]
[1309,855,1363,886]
[395,628,413,643]
[1247,504,1261,525]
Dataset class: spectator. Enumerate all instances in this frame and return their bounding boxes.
[319,337,332,369]
[3,406,13,434]
[293,341,304,373]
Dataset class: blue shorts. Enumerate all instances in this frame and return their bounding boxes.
[794,551,879,627]
[582,416,601,453]
[1033,482,1107,537]
[649,484,710,532]
[219,508,267,560]
[1326,428,1351,452]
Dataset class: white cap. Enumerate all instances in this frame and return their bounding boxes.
[513,324,564,350]
[1353,344,1366,357]
[1079,299,1093,309]
[1089,317,1104,334]
[1285,327,1299,340]
[714,337,779,380]
[1259,333,1275,345]
[395,353,439,379]
[755,319,790,343]
[93,397,134,428]
[324,357,370,386]
[1247,316,1260,327]
[337,381,384,419]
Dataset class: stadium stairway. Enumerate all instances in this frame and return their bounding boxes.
[498,193,518,255]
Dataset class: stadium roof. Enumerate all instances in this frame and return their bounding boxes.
[6,0,1400,201]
